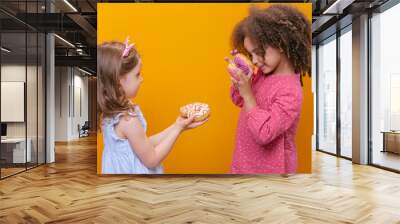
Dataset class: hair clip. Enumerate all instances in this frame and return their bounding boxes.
[122,36,135,57]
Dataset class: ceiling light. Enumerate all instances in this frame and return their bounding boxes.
[1,47,11,53]
[63,0,78,12]
[54,34,75,48]
[78,67,93,76]
[322,0,355,15]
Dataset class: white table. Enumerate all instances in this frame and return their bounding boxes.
[1,138,31,163]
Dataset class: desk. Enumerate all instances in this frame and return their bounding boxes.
[1,138,31,163]
[381,131,400,154]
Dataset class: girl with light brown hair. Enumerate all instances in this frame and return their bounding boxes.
[98,38,208,174]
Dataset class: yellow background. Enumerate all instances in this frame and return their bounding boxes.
[97,3,313,174]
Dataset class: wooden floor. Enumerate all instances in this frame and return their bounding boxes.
[1,135,400,223]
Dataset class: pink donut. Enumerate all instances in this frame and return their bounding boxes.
[233,53,254,76]
[227,63,240,81]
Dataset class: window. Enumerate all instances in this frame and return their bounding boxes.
[339,26,352,158]
[370,2,400,171]
[317,35,337,155]
[0,0,46,179]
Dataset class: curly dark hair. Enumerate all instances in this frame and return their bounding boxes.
[232,5,311,77]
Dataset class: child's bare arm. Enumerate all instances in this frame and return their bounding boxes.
[148,124,176,147]
[116,116,183,168]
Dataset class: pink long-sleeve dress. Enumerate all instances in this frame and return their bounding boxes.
[230,70,303,174]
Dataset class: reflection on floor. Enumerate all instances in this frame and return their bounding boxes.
[0,167,25,178]
[0,163,42,178]
[373,150,400,171]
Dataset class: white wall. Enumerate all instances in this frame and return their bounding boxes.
[1,65,26,139]
[54,67,89,141]
[55,67,69,141]
[1,65,40,138]
[1,65,25,129]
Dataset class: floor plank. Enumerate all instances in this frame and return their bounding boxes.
[0,135,399,223]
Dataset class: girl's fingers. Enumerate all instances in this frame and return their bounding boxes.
[247,68,254,77]
[238,70,250,82]
[224,56,233,64]
[230,76,239,85]
[197,118,209,126]
[237,70,245,81]
[189,118,209,128]
[186,115,195,124]
[229,71,240,81]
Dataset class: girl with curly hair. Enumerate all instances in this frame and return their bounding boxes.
[227,5,311,174]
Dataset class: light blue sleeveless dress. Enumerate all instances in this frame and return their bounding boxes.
[101,106,163,174]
